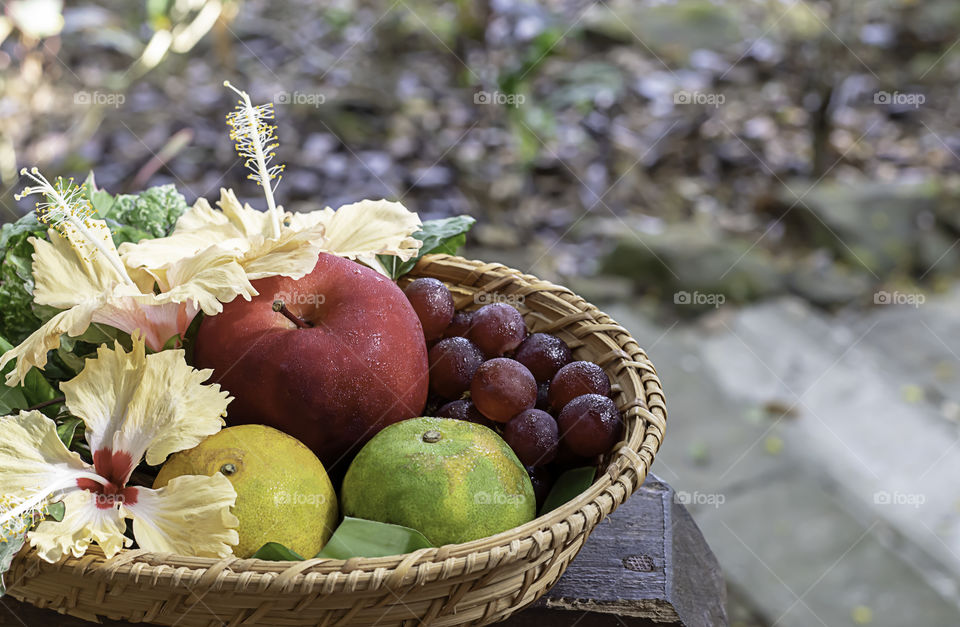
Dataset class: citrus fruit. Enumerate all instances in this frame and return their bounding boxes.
[341,417,536,546]
[154,424,338,558]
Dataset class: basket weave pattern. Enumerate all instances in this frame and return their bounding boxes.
[8,254,667,627]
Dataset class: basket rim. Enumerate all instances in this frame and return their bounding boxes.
[14,253,667,588]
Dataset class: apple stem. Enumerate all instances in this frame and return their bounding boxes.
[272,299,312,329]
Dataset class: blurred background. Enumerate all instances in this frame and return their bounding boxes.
[3,0,960,624]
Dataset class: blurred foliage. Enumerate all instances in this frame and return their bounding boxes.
[2,0,960,311]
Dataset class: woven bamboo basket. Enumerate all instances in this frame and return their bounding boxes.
[7,253,667,627]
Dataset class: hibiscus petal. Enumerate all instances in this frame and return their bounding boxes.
[118,198,249,272]
[29,489,129,562]
[0,411,92,499]
[311,199,422,262]
[240,223,327,280]
[31,230,121,309]
[126,474,238,558]
[217,188,276,239]
[92,290,193,351]
[0,301,100,386]
[125,191,419,291]
[125,349,230,466]
[59,339,143,470]
[60,336,230,476]
[286,206,332,232]
[176,196,231,230]
[150,247,258,315]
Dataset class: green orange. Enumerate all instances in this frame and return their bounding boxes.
[341,417,535,546]
[154,425,338,558]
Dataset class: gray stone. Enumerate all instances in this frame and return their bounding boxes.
[606,303,791,496]
[786,251,874,307]
[605,299,960,621]
[601,225,786,305]
[781,179,945,278]
[696,296,960,602]
[697,477,960,627]
[916,227,960,278]
[408,166,453,189]
[564,275,636,306]
[582,0,742,54]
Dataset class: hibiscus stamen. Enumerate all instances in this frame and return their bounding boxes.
[15,168,135,286]
[0,471,108,528]
[0,494,41,540]
[223,80,285,239]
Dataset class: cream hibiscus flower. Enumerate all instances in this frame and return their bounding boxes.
[0,169,257,386]
[119,189,423,280]
[0,335,238,562]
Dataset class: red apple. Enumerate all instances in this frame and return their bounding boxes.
[193,253,429,472]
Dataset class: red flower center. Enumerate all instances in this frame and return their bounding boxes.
[76,449,140,509]
[76,478,139,509]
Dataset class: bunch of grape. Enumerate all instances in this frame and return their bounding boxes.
[404,279,625,507]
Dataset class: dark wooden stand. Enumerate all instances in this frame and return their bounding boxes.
[500,474,726,626]
[1,474,725,626]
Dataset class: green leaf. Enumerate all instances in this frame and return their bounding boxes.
[21,365,55,408]
[56,417,82,448]
[84,172,116,218]
[0,530,27,597]
[251,542,305,561]
[73,323,126,347]
[45,501,65,522]
[55,345,86,374]
[0,335,56,415]
[0,214,47,345]
[315,517,433,559]
[160,333,182,351]
[539,466,596,515]
[378,215,476,280]
[107,223,155,247]
[0,382,29,417]
[412,216,476,256]
[104,184,188,238]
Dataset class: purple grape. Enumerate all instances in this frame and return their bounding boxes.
[428,337,484,399]
[471,358,537,423]
[443,310,474,338]
[535,382,551,411]
[504,409,559,466]
[557,394,623,457]
[514,333,572,383]
[437,399,494,428]
[548,361,611,411]
[526,465,555,510]
[405,278,455,341]
[467,303,527,357]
